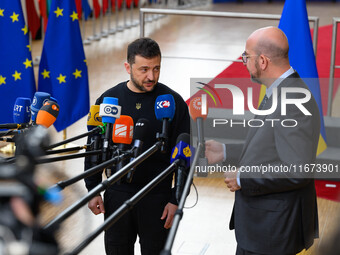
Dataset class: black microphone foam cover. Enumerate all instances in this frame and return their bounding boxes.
[134,118,150,141]
[176,133,190,146]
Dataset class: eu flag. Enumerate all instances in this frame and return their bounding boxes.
[0,0,36,124]
[38,0,90,131]
[279,0,327,155]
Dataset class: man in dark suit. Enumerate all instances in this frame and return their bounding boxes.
[205,27,320,255]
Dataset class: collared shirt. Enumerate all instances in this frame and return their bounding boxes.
[266,66,294,98]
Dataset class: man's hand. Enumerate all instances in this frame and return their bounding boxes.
[224,170,241,192]
[205,140,224,164]
[161,203,178,229]
[88,195,105,215]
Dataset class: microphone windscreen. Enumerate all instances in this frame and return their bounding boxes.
[154,94,176,121]
[134,118,149,141]
[171,133,192,167]
[31,92,51,121]
[49,97,58,104]
[13,97,31,124]
[189,97,208,121]
[176,133,191,146]
[87,105,103,131]
[100,97,121,124]
[112,115,134,144]
[36,100,60,128]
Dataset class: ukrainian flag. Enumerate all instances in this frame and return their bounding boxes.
[278,0,327,155]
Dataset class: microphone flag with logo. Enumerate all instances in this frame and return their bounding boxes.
[36,100,60,128]
[87,105,103,131]
[13,97,31,125]
[0,0,36,126]
[170,133,193,203]
[112,115,134,145]
[170,133,192,167]
[31,91,51,122]
[155,94,176,121]
[155,94,176,153]
[189,96,208,121]
[38,0,90,131]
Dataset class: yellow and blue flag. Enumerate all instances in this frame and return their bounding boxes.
[38,0,89,131]
[0,0,36,124]
[278,0,327,155]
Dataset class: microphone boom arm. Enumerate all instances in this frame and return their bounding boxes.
[46,126,104,150]
[43,141,163,232]
[65,159,181,255]
[161,142,203,255]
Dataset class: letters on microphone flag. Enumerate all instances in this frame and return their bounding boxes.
[278,0,327,155]
[0,0,36,125]
[38,0,90,132]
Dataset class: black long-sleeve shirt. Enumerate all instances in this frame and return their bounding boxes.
[84,81,190,204]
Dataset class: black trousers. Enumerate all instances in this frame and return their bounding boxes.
[236,245,296,255]
[104,188,170,255]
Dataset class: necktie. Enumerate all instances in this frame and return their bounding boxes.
[258,95,268,110]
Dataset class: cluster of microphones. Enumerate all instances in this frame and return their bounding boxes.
[0,91,60,140]
[0,91,208,254]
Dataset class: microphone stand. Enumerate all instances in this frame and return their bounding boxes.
[49,151,133,190]
[160,142,203,255]
[45,146,87,155]
[43,140,163,232]
[157,118,169,153]
[36,150,102,164]
[65,159,181,255]
[46,126,104,150]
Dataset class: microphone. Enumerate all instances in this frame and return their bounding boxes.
[154,94,176,153]
[87,105,103,131]
[87,105,104,166]
[170,133,192,203]
[126,118,150,183]
[36,100,60,128]
[189,96,209,177]
[99,97,121,161]
[109,115,134,179]
[31,92,51,122]
[13,97,31,125]
[0,97,31,129]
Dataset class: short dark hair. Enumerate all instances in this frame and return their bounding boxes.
[127,38,161,64]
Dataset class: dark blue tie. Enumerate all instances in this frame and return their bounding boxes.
[258,95,268,110]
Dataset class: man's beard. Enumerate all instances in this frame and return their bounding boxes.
[130,72,155,92]
[250,60,262,84]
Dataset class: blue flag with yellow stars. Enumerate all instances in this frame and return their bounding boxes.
[0,0,36,124]
[279,0,327,155]
[38,0,89,132]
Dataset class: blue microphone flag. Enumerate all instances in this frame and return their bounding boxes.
[155,94,176,121]
[0,0,36,125]
[100,97,121,124]
[38,0,90,131]
[170,133,193,168]
[13,97,31,124]
[31,92,51,122]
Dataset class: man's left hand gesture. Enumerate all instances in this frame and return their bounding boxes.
[161,202,178,229]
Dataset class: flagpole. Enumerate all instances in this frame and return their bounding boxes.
[82,12,91,45]
[116,0,124,32]
[107,0,116,34]
[327,18,339,116]
[100,0,109,37]
[63,129,67,144]
[88,1,101,41]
